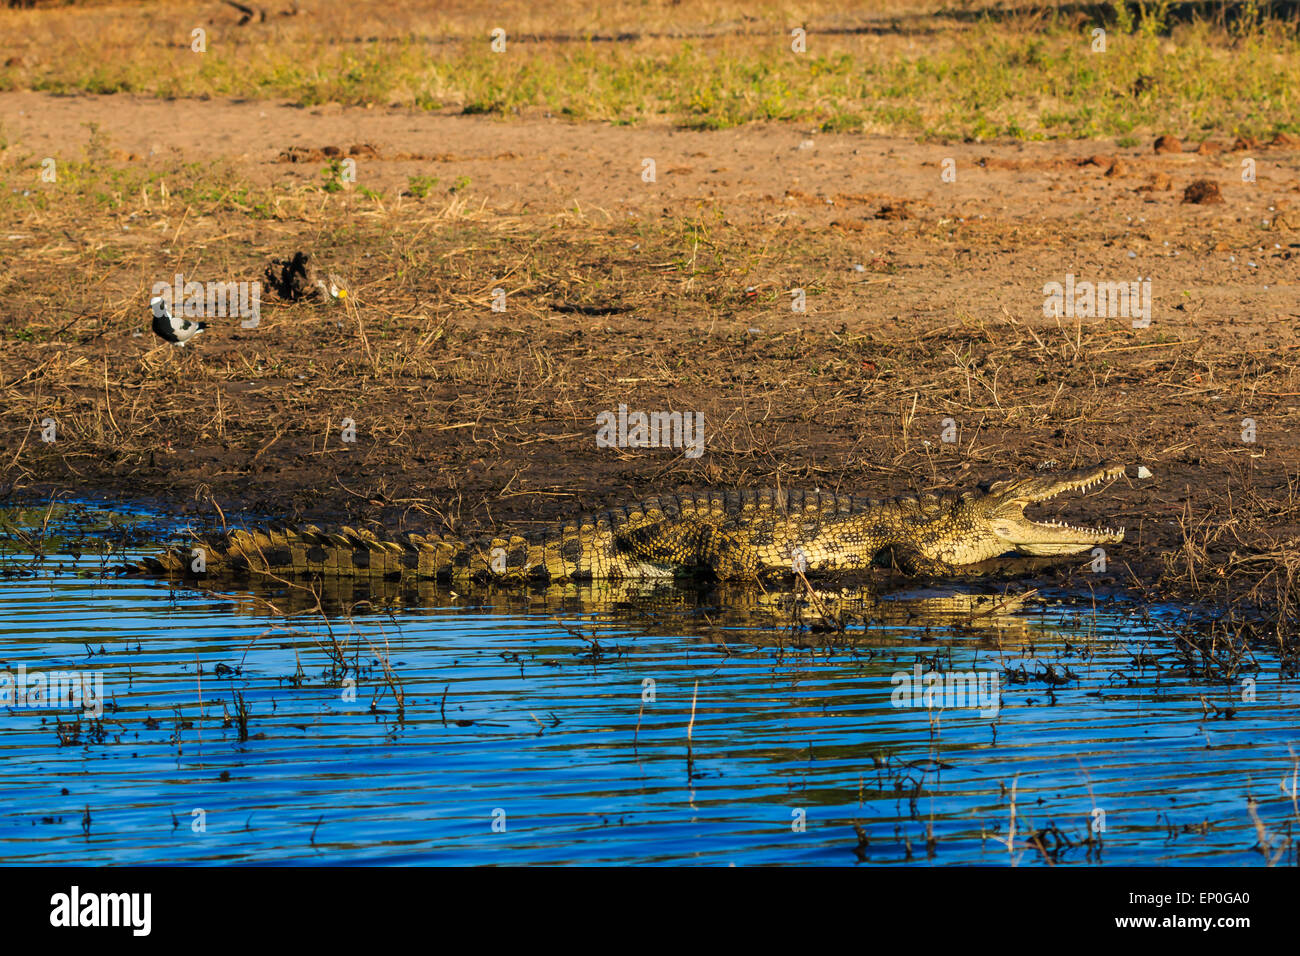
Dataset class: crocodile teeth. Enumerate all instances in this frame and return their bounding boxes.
[1030,515,1118,537]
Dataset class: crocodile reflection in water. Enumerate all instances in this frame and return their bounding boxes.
[165,571,1059,646]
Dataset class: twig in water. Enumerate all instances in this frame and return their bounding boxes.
[686,680,698,780]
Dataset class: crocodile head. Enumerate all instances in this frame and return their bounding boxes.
[915,460,1128,564]
[974,461,1126,558]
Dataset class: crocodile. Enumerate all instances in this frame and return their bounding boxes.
[130,462,1125,583]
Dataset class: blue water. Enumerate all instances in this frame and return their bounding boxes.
[0,506,1297,865]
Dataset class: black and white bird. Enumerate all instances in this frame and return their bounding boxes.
[151,297,206,346]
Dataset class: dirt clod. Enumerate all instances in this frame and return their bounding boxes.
[1182,179,1224,204]
[263,251,324,301]
[278,143,381,163]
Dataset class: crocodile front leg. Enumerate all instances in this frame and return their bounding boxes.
[890,545,958,578]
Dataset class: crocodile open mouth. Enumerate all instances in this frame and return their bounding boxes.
[992,462,1126,554]
[1023,463,1125,539]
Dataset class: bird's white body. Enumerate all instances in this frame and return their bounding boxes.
[150,297,206,346]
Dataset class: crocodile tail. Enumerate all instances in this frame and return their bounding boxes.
[131,523,598,582]
[129,524,478,579]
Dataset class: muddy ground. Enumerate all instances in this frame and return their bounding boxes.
[1,90,1298,609]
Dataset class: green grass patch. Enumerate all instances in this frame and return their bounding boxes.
[4,15,1300,140]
